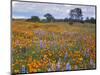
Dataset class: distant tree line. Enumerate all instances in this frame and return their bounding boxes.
[26,8,96,24]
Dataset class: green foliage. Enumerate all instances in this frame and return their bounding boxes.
[44,13,55,22]
[28,16,40,22]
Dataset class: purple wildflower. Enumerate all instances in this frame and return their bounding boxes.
[21,65,28,73]
[56,58,61,71]
[40,40,43,48]
[66,62,71,70]
[90,58,94,65]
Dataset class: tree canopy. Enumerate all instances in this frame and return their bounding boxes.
[44,13,55,22]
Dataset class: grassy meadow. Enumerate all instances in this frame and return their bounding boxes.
[11,20,96,74]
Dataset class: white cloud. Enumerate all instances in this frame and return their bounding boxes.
[12,1,96,19]
[12,15,28,19]
[12,1,19,7]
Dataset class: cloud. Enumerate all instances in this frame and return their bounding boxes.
[12,15,29,19]
[12,1,96,19]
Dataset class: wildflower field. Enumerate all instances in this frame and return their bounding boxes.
[11,20,96,74]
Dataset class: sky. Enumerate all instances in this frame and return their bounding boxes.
[12,1,96,19]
